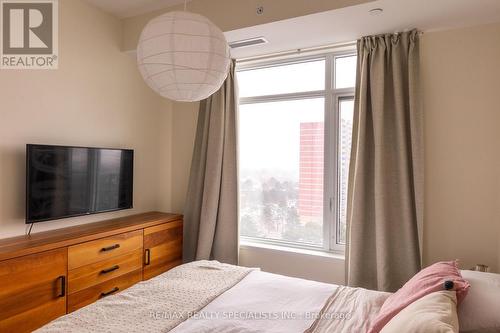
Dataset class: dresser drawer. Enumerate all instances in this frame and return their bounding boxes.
[68,230,143,270]
[68,269,142,312]
[68,249,142,294]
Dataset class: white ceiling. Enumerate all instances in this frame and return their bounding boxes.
[85,0,190,18]
[226,0,500,59]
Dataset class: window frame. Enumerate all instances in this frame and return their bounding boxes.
[237,49,356,254]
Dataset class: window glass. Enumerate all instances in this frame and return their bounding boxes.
[237,51,356,252]
[239,98,325,246]
[335,56,357,89]
[238,60,325,97]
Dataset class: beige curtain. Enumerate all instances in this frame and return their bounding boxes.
[183,60,239,265]
[346,30,423,292]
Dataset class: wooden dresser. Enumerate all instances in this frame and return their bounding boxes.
[0,212,183,333]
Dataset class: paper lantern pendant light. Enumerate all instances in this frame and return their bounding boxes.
[137,11,231,102]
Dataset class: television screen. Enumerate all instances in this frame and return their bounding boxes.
[26,144,133,223]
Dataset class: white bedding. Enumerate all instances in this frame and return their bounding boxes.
[171,270,336,333]
[172,271,390,333]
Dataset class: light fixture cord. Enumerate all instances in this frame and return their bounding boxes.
[184,0,187,11]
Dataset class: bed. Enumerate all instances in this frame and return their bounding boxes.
[35,260,499,333]
[35,261,390,333]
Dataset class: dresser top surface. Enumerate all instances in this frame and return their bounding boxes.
[0,212,183,261]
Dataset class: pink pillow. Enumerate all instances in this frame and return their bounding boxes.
[369,260,470,333]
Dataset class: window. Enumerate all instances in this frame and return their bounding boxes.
[237,52,356,253]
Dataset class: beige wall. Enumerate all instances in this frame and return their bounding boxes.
[422,22,500,272]
[170,102,199,212]
[121,0,372,52]
[0,0,173,238]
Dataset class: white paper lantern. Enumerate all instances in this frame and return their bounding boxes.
[137,11,231,102]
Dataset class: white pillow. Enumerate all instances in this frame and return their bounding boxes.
[380,291,459,333]
[459,270,500,333]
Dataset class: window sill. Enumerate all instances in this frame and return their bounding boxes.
[240,240,345,260]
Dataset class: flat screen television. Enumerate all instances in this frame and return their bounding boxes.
[26,144,134,224]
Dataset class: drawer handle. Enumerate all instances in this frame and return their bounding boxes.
[144,249,151,266]
[100,265,120,274]
[57,275,66,298]
[100,287,119,298]
[101,244,120,252]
